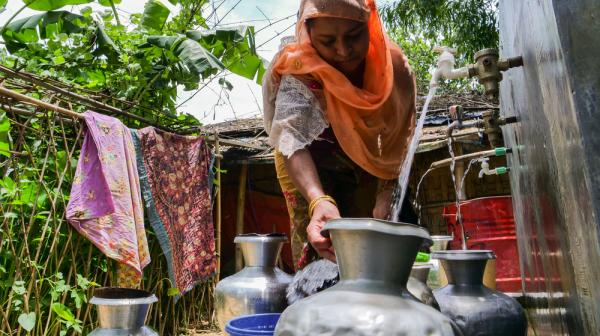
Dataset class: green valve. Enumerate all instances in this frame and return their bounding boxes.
[495,167,508,175]
[494,147,508,156]
[416,252,430,262]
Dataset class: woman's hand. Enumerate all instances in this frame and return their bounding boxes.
[373,181,395,220]
[307,200,340,262]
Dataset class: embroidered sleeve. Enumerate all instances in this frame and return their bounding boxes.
[268,75,329,157]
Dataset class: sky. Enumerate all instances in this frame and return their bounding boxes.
[0,0,391,125]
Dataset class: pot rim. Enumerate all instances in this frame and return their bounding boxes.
[431,249,496,260]
[322,218,431,243]
[430,235,453,241]
[90,287,158,306]
[90,295,158,306]
[234,233,287,244]
[412,262,433,269]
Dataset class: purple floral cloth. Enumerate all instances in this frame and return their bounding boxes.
[66,111,150,287]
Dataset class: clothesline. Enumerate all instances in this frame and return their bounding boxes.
[0,85,266,150]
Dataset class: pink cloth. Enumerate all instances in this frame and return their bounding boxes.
[67,111,149,286]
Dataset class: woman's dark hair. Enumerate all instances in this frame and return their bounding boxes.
[305,18,314,30]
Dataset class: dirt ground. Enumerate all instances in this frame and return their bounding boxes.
[187,329,224,336]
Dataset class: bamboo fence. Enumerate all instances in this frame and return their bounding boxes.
[0,69,223,335]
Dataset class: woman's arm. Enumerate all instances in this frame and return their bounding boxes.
[284,149,339,262]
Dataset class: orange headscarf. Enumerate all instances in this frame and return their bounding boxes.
[263,0,416,180]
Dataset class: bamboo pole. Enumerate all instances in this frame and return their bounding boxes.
[0,65,163,127]
[0,86,83,120]
[235,162,248,272]
[215,135,222,281]
[0,85,266,151]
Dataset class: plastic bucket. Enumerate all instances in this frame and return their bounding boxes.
[443,196,522,292]
[225,313,281,336]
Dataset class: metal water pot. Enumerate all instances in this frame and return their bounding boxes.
[432,250,527,336]
[408,263,440,309]
[275,219,458,336]
[89,287,158,336]
[215,233,293,330]
[428,235,453,289]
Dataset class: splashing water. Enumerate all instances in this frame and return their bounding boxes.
[390,86,437,222]
[412,167,435,226]
[414,167,435,205]
[447,132,488,250]
[459,159,479,200]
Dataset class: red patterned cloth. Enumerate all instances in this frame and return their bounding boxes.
[134,127,216,296]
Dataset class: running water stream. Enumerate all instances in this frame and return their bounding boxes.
[446,136,468,250]
[390,84,474,251]
[390,86,437,222]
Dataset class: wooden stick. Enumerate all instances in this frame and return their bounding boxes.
[0,85,267,150]
[0,65,167,128]
[215,135,222,281]
[0,86,83,120]
[235,162,248,272]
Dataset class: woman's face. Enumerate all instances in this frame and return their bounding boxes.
[308,17,370,74]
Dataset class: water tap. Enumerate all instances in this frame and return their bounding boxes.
[467,49,524,100]
[447,105,475,138]
[430,47,470,88]
[430,47,523,100]
[478,157,510,178]
[482,110,519,147]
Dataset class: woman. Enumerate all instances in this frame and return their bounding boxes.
[263,0,417,268]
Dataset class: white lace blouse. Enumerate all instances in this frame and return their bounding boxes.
[268,75,329,157]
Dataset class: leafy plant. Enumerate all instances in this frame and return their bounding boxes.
[380,0,499,91]
[18,312,36,333]
[0,112,10,157]
[1,2,265,117]
[141,0,171,31]
[25,0,94,12]
[0,0,246,334]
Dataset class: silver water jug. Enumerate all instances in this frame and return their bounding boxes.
[428,235,453,289]
[432,250,527,336]
[215,233,293,330]
[275,219,458,336]
[89,287,158,336]
[408,262,440,309]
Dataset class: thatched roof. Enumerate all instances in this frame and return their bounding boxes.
[203,92,497,163]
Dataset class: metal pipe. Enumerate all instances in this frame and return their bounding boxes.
[430,149,497,169]
[235,162,248,271]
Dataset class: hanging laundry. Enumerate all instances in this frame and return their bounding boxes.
[66,111,150,288]
[132,127,216,298]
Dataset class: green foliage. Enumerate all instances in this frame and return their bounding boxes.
[98,0,121,6]
[189,26,266,83]
[167,0,208,33]
[18,312,36,332]
[0,112,10,157]
[144,35,224,88]
[381,0,499,91]
[1,2,266,118]
[141,0,170,31]
[2,11,88,52]
[24,0,94,11]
